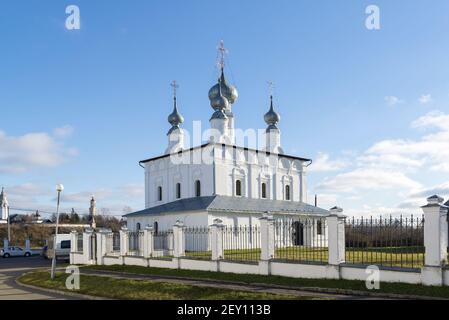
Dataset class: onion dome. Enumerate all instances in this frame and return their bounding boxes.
[210,77,230,112]
[167,97,184,135]
[264,95,281,130]
[168,98,184,127]
[208,69,238,105]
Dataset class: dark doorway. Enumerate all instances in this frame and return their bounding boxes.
[292,221,304,246]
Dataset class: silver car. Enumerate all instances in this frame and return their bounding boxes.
[1,246,33,258]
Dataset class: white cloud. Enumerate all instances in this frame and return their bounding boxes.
[309,153,348,172]
[316,168,421,194]
[385,96,403,106]
[0,127,77,174]
[53,125,74,139]
[419,94,432,105]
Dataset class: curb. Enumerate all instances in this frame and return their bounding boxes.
[15,273,111,300]
[82,268,447,300]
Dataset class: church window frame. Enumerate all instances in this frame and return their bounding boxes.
[195,180,201,197]
[285,185,291,201]
[235,180,242,197]
[261,183,267,199]
[176,183,181,199]
[157,186,163,202]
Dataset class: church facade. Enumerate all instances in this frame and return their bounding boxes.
[125,45,330,234]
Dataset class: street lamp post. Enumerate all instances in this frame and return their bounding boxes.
[50,184,64,280]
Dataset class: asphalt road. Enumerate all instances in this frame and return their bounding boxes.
[0,256,77,300]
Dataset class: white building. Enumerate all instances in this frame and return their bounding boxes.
[0,188,9,224]
[125,46,330,246]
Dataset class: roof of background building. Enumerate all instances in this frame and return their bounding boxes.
[124,195,330,218]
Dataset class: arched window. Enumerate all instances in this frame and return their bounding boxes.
[153,222,159,235]
[176,183,181,199]
[195,180,201,197]
[261,183,267,199]
[236,180,242,196]
[136,223,141,231]
[285,185,291,201]
[157,186,163,201]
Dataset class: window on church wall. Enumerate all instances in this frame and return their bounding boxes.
[285,185,291,201]
[136,223,141,231]
[261,183,267,199]
[157,186,163,201]
[195,180,201,197]
[176,183,181,199]
[236,180,242,196]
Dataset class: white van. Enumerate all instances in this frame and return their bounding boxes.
[43,234,72,261]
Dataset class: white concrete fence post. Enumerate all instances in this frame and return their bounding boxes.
[328,207,346,266]
[143,226,154,258]
[422,195,448,286]
[70,230,78,264]
[173,221,186,258]
[210,219,224,261]
[96,229,110,266]
[260,215,275,261]
[120,227,130,258]
[25,239,30,250]
[3,239,8,250]
[83,228,95,264]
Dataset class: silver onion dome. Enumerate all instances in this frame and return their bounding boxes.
[208,69,238,105]
[168,98,184,127]
[264,96,280,129]
[210,77,230,111]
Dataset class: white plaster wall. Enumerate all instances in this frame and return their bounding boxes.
[340,266,421,285]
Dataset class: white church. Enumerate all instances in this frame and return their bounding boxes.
[124,43,330,236]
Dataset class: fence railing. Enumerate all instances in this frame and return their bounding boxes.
[222,225,261,263]
[345,215,425,269]
[184,227,211,260]
[128,231,144,257]
[153,230,174,258]
[274,218,328,264]
[106,232,120,256]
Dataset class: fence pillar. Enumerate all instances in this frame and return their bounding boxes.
[120,227,130,258]
[173,221,186,258]
[83,228,95,264]
[328,207,346,266]
[96,229,110,266]
[210,219,224,261]
[143,226,154,258]
[70,230,78,264]
[3,239,8,250]
[422,195,448,286]
[25,239,30,250]
[260,215,275,261]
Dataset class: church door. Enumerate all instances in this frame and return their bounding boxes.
[292,221,304,246]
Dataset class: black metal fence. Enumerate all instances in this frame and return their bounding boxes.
[345,215,425,269]
[184,227,211,260]
[222,225,261,263]
[153,230,173,255]
[128,231,144,257]
[274,218,328,264]
[106,232,120,256]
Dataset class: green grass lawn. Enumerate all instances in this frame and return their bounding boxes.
[185,246,424,268]
[18,271,310,300]
[85,264,449,299]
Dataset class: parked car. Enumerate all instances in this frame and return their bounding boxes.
[1,247,33,258]
[44,234,71,261]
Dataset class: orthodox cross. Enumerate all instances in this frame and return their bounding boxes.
[267,81,275,97]
[170,80,179,99]
[217,40,228,70]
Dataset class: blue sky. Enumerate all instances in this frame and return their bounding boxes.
[1,0,449,217]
